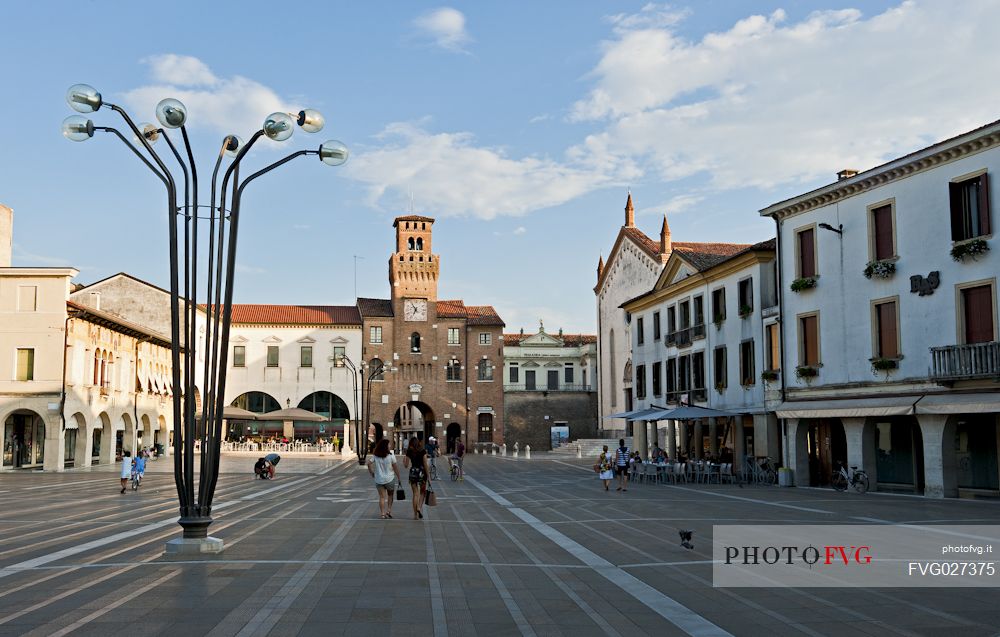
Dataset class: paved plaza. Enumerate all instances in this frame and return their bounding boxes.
[0,455,998,636]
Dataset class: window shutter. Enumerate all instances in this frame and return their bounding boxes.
[949,181,964,241]
[963,286,995,344]
[799,229,816,278]
[802,316,818,365]
[978,174,991,236]
[873,206,894,260]
[877,302,898,358]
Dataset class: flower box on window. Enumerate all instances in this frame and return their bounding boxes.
[795,365,818,380]
[790,276,818,293]
[863,260,896,279]
[760,369,779,383]
[738,305,752,319]
[950,239,990,262]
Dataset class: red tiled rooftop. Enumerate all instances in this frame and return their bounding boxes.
[227,304,361,325]
[504,333,596,346]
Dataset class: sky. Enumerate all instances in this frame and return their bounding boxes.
[3,0,998,334]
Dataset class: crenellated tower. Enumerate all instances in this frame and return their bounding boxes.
[389,215,440,302]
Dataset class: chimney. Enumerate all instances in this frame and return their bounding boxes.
[0,204,12,267]
[624,193,635,228]
[660,214,672,255]
[837,169,858,181]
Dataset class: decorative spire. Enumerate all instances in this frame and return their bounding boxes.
[539,318,545,333]
[660,214,671,255]
[597,254,605,279]
[624,192,635,228]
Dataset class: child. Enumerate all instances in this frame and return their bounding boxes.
[120,451,133,494]
[133,449,147,486]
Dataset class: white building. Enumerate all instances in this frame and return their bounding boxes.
[622,239,780,462]
[223,305,363,442]
[761,120,1000,497]
[594,195,670,435]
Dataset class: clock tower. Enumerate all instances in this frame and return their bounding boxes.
[389,215,439,303]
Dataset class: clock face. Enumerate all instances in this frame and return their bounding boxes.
[404,299,428,321]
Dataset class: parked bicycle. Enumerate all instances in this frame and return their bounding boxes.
[449,457,460,481]
[743,455,777,486]
[831,461,869,493]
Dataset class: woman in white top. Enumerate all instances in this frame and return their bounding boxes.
[366,438,401,519]
[598,445,615,491]
[119,451,133,494]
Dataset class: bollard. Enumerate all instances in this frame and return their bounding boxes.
[576,444,582,459]
[513,442,519,458]
[490,445,495,455]
[525,445,531,460]
[501,443,507,457]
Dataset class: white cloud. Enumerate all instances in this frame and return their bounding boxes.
[413,7,472,53]
[570,1,1000,191]
[513,226,527,235]
[638,193,703,217]
[528,114,551,124]
[344,121,630,219]
[124,55,301,143]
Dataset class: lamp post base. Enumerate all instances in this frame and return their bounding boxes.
[165,536,224,555]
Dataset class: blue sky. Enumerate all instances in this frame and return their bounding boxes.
[4,1,997,333]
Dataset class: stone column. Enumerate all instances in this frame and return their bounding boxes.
[678,422,689,457]
[692,421,703,459]
[633,420,647,458]
[708,417,718,456]
[667,420,677,459]
[916,414,955,498]
[43,415,65,472]
[646,421,655,457]
[841,417,876,492]
[785,418,809,486]
[283,420,294,440]
[733,417,745,473]
[75,426,91,468]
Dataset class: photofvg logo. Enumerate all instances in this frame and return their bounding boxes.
[712,525,1000,588]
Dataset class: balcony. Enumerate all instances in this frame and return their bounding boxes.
[503,384,593,392]
[930,341,1000,382]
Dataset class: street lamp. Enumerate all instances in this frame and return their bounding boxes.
[63,84,349,551]
[335,354,364,466]
[364,359,388,460]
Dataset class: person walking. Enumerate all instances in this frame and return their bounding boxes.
[614,439,630,492]
[598,445,614,491]
[453,439,465,481]
[403,438,432,520]
[133,449,147,487]
[119,450,133,494]
[367,439,401,519]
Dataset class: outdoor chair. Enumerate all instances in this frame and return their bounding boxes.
[705,463,721,484]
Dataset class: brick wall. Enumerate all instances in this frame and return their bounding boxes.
[503,391,598,451]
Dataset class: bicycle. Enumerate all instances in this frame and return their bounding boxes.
[429,456,439,481]
[130,469,141,491]
[831,461,869,494]
[449,457,459,481]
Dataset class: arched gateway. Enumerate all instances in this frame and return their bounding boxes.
[393,401,435,449]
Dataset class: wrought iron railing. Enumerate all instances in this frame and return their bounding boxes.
[503,384,593,392]
[930,341,1000,381]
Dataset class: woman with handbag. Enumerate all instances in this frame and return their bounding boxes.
[367,439,401,519]
[403,438,432,520]
[597,445,615,491]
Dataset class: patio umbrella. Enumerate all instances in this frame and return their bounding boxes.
[603,408,644,419]
[645,404,739,421]
[196,406,259,421]
[626,406,671,420]
[256,407,327,422]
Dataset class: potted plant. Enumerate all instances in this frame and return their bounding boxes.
[713,314,725,330]
[790,276,818,293]
[870,357,899,379]
[795,365,818,382]
[738,304,752,318]
[761,369,779,383]
[863,260,896,279]
[951,238,990,262]
[714,381,726,395]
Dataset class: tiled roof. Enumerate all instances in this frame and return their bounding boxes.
[393,215,435,226]
[503,333,596,346]
[671,242,753,272]
[228,304,361,325]
[622,227,661,259]
[436,299,467,318]
[357,298,393,317]
[465,305,505,326]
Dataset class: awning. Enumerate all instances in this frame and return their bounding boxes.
[604,409,641,419]
[646,405,741,420]
[915,393,1000,415]
[627,407,670,421]
[776,396,919,419]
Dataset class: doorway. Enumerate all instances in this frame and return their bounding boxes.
[2,411,45,468]
[478,413,494,443]
[806,419,846,486]
[446,422,461,454]
[525,370,536,391]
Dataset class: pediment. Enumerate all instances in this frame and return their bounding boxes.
[329,336,349,345]
[521,333,562,346]
[231,335,249,344]
[523,361,540,368]
[297,336,317,344]
[262,336,282,344]
[654,251,698,291]
[544,362,562,367]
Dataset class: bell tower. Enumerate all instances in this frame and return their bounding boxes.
[389,215,440,302]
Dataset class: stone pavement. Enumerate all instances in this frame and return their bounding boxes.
[0,453,999,636]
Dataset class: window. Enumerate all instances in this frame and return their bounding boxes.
[692,352,705,391]
[652,361,662,396]
[15,348,34,381]
[301,346,314,368]
[960,283,995,344]
[712,288,726,322]
[369,326,383,344]
[799,314,820,366]
[678,301,690,329]
[410,332,421,353]
[548,369,559,390]
[738,278,754,314]
[478,359,493,381]
[233,345,246,368]
[870,202,896,261]
[479,333,492,345]
[266,346,279,367]
[17,286,37,312]
[740,340,755,385]
[509,363,519,383]
[796,227,817,278]
[667,307,676,334]
[635,364,646,399]
[448,327,460,345]
[526,369,536,390]
[636,317,645,345]
[693,296,704,327]
[653,312,661,340]
[666,358,677,396]
[447,359,462,381]
[333,346,345,367]
[369,357,385,381]
[872,299,900,358]
[677,356,690,392]
[713,346,727,389]
[950,173,991,241]
[766,323,781,371]
[564,363,574,384]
